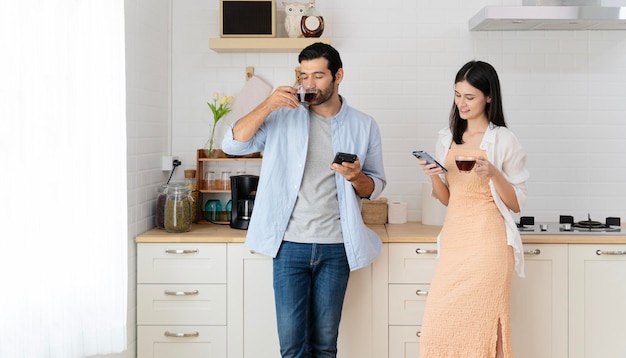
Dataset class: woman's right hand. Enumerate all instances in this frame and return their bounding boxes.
[417,159,450,205]
[417,159,445,176]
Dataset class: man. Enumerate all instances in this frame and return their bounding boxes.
[221,42,386,358]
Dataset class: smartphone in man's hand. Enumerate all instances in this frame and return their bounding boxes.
[333,152,357,165]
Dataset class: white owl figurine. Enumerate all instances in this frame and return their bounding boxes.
[283,2,306,38]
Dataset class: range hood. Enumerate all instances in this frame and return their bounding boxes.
[469,0,626,31]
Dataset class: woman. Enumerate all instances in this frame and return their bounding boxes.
[416,60,529,358]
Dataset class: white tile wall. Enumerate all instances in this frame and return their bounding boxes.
[124,0,171,357]
[166,0,626,223]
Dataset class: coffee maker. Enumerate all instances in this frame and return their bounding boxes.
[230,175,259,230]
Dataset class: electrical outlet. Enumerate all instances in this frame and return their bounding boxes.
[161,156,180,171]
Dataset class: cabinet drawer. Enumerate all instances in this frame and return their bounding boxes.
[389,325,421,358]
[137,325,227,358]
[137,284,227,325]
[388,284,429,325]
[389,243,437,283]
[138,243,226,283]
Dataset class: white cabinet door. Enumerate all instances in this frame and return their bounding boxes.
[388,284,429,326]
[387,243,437,358]
[510,244,568,358]
[338,264,374,358]
[227,244,279,358]
[569,244,626,358]
[389,325,420,358]
[138,243,227,284]
[137,243,228,358]
[137,326,227,358]
[137,284,227,325]
[227,243,375,358]
[388,243,438,284]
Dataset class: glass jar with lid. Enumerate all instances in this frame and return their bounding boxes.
[164,182,192,233]
[155,184,168,229]
[184,169,199,223]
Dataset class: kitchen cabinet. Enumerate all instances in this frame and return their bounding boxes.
[195,149,262,224]
[137,243,228,358]
[385,242,571,358]
[387,243,438,357]
[226,243,378,358]
[510,244,568,358]
[136,223,626,358]
[227,244,279,358]
[209,37,331,53]
[569,244,626,358]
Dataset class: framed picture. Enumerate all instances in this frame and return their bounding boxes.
[220,0,276,37]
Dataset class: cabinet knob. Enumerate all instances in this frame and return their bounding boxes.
[416,331,421,338]
[165,249,199,254]
[415,289,429,296]
[164,331,200,338]
[164,290,200,296]
[415,248,438,255]
[523,249,541,255]
[596,249,626,256]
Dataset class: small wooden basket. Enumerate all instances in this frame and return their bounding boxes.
[361,197,388,225]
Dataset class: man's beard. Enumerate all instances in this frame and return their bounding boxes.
[309,84,335,106]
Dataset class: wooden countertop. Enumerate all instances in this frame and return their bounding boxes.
[136,223,247,243]
[384,222,440,243]
[136,223,388,243]
[386,222,626,244]
[136,222,626,244]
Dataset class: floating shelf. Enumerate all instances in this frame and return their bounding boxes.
[209,37,331,53]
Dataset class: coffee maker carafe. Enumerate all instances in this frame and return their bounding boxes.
[230,174,259,230]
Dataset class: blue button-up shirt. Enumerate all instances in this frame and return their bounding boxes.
[222,97,386,271]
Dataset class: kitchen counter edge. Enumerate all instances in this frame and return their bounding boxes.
[136,222,626,244]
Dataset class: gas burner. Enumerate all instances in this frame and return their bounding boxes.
[516,215,621,234]
[559,214,621,232]
[573,220,606,229]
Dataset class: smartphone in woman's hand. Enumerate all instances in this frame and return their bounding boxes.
[413,150,448,173]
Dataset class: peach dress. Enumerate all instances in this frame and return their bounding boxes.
[418,148,514,358]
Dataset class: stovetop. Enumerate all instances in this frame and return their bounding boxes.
[517,215,622,236]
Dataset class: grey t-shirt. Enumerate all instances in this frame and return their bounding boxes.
[283,110,343,244]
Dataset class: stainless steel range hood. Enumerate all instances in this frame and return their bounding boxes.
[469,0,626,31]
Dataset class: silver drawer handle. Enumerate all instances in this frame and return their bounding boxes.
[164,331,199,338]
[415,289,428,296]
[165,249,199,254]
[524,249,541,255]
[416,331,421,338]
[164,290,199,296]
[596,249,626,256]
[415,248,438,255]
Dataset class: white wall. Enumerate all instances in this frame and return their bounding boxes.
[169,0,626,223]
[123,0,171,357]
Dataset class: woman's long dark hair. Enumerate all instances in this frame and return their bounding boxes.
[449,60,506,144]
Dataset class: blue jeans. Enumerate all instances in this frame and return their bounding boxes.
[273,241,350,358]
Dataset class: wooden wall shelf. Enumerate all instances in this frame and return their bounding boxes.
[209,37,331,53]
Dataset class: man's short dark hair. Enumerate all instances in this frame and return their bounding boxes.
[298,42,342,81]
